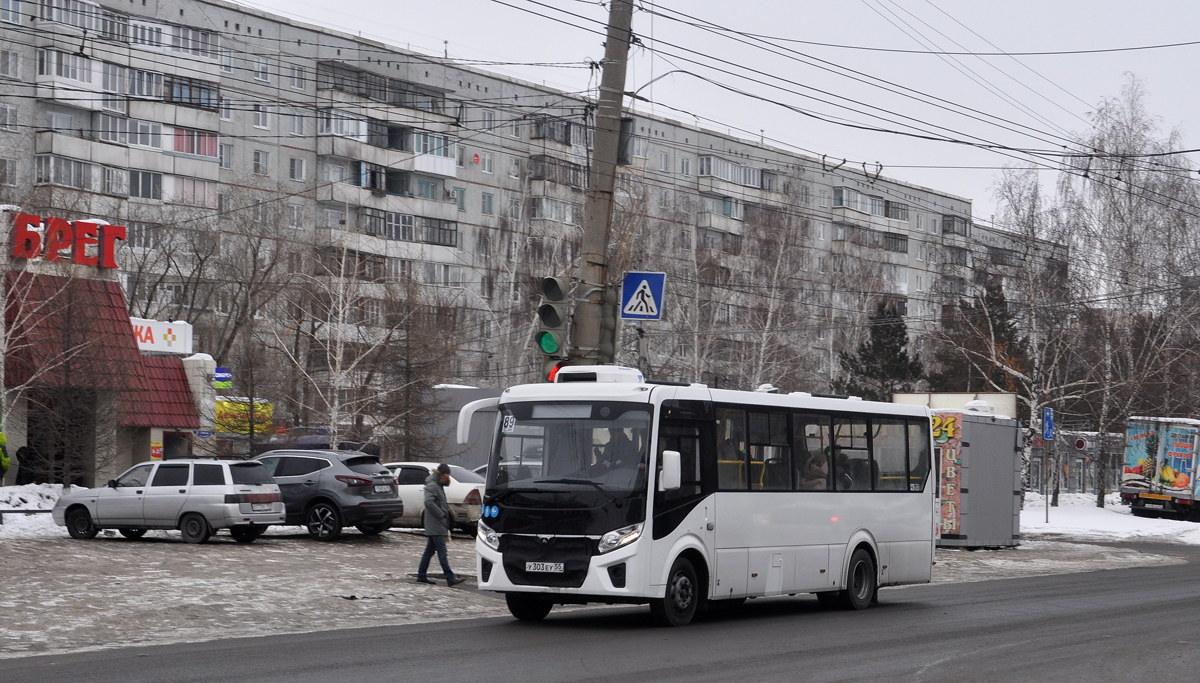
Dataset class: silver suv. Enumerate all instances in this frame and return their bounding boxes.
[254,450,403,541]
[52,459,284,544]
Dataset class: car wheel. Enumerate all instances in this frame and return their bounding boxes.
[838,548,877,610]
[506,593,553,621]
[305,502,342,541]
[118,528,146,539]
[66,508,99,540]
[229,526,264,544]
[179,512,212,544]
[650,557,699,626]
[356,523,388,536]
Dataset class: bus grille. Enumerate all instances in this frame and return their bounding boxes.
[501,535,594,588]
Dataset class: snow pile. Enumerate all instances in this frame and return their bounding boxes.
[1021,491,1200,545]
[0,484,81,539]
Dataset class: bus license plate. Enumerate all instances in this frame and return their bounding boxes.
[526,562,564,573]
[251,503,271,512]
[374,485,391,493]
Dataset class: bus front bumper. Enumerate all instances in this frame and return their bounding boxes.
[475,536,653,601]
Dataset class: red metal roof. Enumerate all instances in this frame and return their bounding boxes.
[5,273,199,429]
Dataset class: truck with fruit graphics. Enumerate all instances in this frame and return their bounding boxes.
[1121,417,1200,519]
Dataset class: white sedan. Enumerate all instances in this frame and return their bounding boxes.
[383,462,484,533]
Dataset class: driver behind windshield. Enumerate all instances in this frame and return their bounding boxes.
[576,428,646,489]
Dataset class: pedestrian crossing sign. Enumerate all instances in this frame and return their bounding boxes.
[620,271,666,320]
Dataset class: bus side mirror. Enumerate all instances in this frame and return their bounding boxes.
[659,450,681,491]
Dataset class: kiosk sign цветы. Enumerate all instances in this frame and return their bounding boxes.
[10,213,126,268]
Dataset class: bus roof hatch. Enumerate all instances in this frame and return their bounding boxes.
[554,365,645,384]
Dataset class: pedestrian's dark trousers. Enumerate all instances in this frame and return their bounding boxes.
[418,535,456,581]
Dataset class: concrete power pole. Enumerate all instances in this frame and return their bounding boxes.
[571,0,634,365]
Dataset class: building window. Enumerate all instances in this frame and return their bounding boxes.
[0,49,18,77]
[219,98,231,121]
[172,128,218,157]
[37,155,91,189]
[288,204,302,227]
[883,232,908,253]
[630,136,648,158]
[680,157,690,176]
[456,145,464,167]
[415,177,440,200]
[130,120,161,148]
[130,20,164,48]
[509,118,520,138]
[1,0,20,24]
[173,176,214,207]
[252,104,268,129]
[129,169,162,199]
[508,157,520,179]
[659,151,669,172]
[454,186,466,211]
[287,64,304,88]
[289,113,303,135]
[163,74,218,110]
[943,215,971,236]
[509,197,521,220]
[481,192,494,215]
[219,48,232,72]
[916,214,925,232]
[128,222,160,250]
[37,50,92,82]
[481,109,495,130]
[480,152,493,174]
[171,26,218,59]
[0,158,15,185]
[289,157,305,181]
[40,0,99,30]
[253,150,269,175]
[0,103,15,132]
[253,56,269,81]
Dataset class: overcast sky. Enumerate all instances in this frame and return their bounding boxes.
[236,0,1200,223]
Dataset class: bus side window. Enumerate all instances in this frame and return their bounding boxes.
[794,413,831,491]
[716,407,747,490]
[872,418,908,491]
[749,412,790,491]
[658,423,702,502]
[908,420,931,492]
[833,416,871,491]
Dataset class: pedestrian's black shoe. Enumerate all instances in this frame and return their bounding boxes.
[416,577,437,585]
[447,577,466,587]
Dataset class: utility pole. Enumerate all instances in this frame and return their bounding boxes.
[571,0,633,364]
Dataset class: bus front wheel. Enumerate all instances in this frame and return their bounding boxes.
[651,557,699,626]
[838,548,877,610]
[506,593,552,621]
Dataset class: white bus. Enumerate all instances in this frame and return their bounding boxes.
[458,366,935,626]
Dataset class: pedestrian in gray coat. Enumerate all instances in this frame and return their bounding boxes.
[416,464,465,586]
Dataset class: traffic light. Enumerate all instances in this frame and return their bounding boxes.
[535,276,570,372]
[542,358,568,383]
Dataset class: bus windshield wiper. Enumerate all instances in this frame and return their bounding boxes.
[534,478,608,491]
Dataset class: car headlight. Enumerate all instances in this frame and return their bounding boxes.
[598,523,642,554]
[478,520,500,550]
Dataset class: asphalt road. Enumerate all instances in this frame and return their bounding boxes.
[5,541,1196,683]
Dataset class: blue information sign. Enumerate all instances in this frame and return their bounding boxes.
[620,272,666,321]
[1043,407,1055,441]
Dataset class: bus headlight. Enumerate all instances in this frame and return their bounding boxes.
[598,523,642,554]
[478,520,500,550]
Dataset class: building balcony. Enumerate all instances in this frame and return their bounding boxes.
[697,211,743,235]
[698,176,765,205]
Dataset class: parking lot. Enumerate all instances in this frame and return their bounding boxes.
[0,517,1184,659]
[0,527,507,658]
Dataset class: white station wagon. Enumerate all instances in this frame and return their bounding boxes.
[52,459,285,543]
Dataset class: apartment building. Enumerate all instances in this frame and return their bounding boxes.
[0,0,1064,402]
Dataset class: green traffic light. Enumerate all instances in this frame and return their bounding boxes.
[536,331,560,354]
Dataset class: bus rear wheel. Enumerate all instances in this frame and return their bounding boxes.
[651,557,699,626]
[506,593,552,621]
[838,548,876,610]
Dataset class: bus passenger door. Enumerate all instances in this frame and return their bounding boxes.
[651,398,715,591]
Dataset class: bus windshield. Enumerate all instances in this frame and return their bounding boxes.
[489,401,653,495]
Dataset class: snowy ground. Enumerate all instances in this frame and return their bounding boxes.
[0,485,1194,659]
